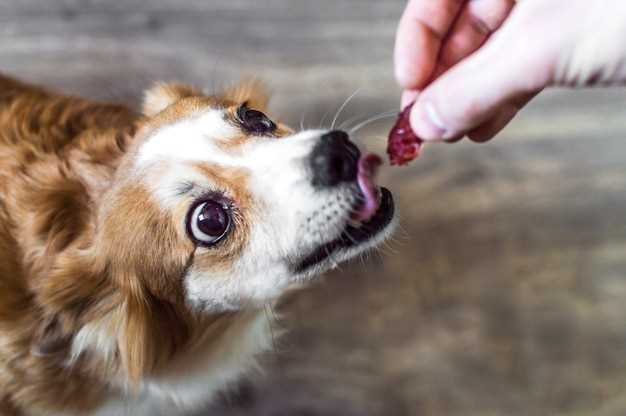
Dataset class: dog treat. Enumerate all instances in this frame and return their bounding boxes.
[387,102,423,166]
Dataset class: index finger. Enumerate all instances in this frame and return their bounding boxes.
[394,0,466,90]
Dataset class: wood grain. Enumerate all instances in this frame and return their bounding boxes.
[2,1,626,415]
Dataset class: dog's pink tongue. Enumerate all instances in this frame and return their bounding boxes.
[353,153,382,222]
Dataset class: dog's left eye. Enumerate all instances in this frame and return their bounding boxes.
[186,199,231,247]
[237,105,276,135]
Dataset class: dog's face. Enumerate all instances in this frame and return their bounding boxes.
[101,81,395,313]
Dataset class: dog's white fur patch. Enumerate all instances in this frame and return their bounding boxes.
[136,110,239,168]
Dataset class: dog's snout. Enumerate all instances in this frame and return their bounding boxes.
[310,130,360,188]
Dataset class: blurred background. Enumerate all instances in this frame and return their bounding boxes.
[2,1,626,415]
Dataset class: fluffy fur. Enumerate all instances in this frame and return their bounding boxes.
[0,73,395,415]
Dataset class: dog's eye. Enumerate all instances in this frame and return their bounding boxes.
[186,199,231,246]
[237,105,276,135]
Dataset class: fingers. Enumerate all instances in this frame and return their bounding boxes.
[394,0,466,90]
[408,10,548,142]
[436,0,515,76]
[466,92,537,142]
[466,105,517,142]
[396,0,516,128]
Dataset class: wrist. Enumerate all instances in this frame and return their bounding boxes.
[555,2,626,86]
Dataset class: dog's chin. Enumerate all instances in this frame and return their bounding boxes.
[293,187,395,277]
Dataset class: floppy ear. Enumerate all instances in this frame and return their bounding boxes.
[117,291,190,385]
[142,82,203,116]
[221,78,270,111]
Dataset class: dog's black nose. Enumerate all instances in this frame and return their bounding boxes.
[310,130,360,188]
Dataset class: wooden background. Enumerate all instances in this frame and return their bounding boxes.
[2,1,626,415]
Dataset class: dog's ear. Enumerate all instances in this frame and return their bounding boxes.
[117,291,190,385]
[142,82,203,116]
[221,78,270,111]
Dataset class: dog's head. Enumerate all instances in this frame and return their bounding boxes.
[102,80,395,312]
[33,80,395,383]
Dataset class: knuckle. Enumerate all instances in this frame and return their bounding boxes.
[467,13,492,36]
[467,0,515,33]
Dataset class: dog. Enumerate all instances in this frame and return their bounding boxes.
[0,73,396,415]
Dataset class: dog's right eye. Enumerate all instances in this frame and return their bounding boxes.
[186,199,231,247]
[237,104,276,135]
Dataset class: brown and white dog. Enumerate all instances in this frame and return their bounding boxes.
[0,73,395,415]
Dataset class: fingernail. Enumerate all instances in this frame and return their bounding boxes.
[411,102,447,141]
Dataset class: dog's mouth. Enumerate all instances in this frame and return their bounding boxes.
[352,153,383,222]
[294,154,394,274]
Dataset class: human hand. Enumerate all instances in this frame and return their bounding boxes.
[395,0,626,143]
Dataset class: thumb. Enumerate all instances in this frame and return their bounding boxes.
[409,16,551,141]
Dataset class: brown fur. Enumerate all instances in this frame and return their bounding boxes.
[0,73,140,414]
[0,73,265,414]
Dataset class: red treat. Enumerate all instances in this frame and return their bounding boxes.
[387,102,423,166]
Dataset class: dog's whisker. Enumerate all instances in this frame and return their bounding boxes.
[331,88,361,130]
[318,107,333,130]
[340,115,376,133]
[338,113,364,131]
[300,108,310,131]
[318,229,342,271]
[325,246,339,270]
[349,111,398,136]
[372,244,385,263]
[342,229,359,246]
[340,108,394,132]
